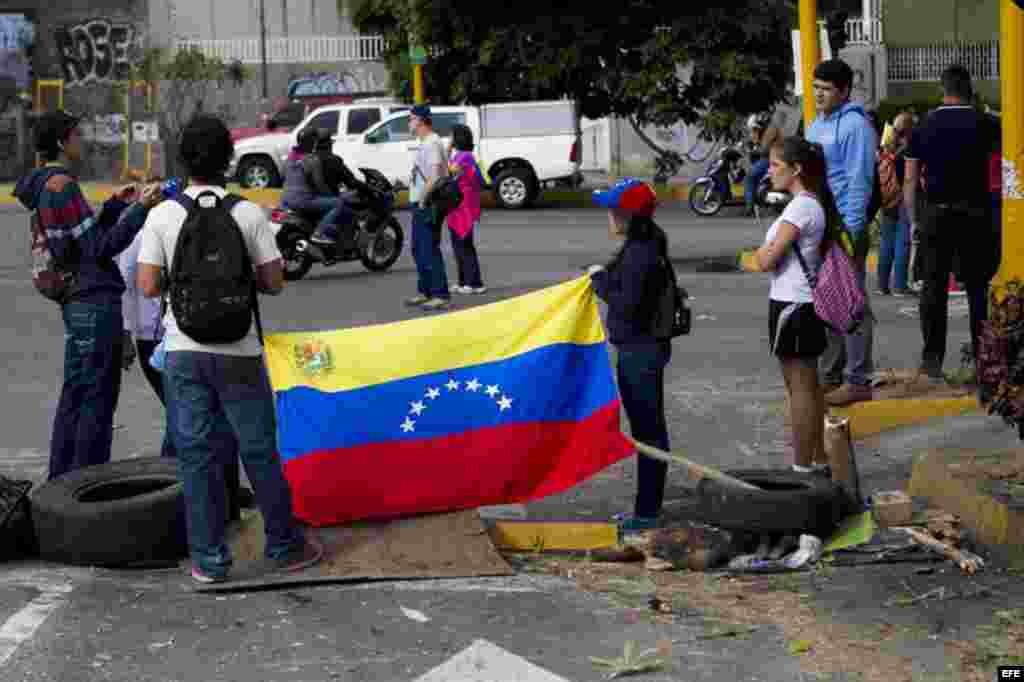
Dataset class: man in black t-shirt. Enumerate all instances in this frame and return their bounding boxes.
[904,65,999,380]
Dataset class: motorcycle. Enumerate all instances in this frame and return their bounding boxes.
[688,144,792,218]
[269,168,404,281]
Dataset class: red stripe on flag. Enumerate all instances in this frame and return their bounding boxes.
[283,401,632,527]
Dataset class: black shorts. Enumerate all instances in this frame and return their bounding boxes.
[768,300,827,359]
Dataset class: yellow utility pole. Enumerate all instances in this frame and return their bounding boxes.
[995,0,1024,290]
[414,64,424,104]
[799,0,820,130]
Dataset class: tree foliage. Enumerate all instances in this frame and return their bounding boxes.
[346,0,794,147]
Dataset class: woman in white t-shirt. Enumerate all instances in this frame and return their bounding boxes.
[752,138,840,473]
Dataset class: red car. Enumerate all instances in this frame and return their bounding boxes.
[231,96,355,142]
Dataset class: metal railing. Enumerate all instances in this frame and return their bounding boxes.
[816,18,883,45]
[888,40,999,83]
[175,35,386,64]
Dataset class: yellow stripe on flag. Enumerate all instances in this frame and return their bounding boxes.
[265,276,606,394]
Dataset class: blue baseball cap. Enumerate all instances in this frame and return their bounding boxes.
[410,104,432,120]
[592,178,657,217]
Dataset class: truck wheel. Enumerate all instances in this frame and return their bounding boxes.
[693,469,845,539]
[238,157,280,189]
[495,168,536,209]
[31,458,187,567]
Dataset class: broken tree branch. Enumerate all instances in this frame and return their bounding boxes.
[895,527,986,575]
[629,438,761,491]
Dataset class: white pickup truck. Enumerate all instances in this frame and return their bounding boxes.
[228,100,408,189]
[348,101,582,209]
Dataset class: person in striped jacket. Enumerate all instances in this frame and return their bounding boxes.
[14,110,163,480]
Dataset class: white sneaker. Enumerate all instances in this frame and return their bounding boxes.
[420,297,451,310]
[469,286,488,294]
[452,285,472,295]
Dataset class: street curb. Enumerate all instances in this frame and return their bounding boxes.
[0,182,694,211]
[909,448,1024,552]
[832,395,981,441]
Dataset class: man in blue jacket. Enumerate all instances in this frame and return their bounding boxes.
[806,59,879,407]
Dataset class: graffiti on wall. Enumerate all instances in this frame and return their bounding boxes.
[55,19,137,87]
[287,65,389,98]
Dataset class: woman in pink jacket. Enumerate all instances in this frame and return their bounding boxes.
[447,124,486,294]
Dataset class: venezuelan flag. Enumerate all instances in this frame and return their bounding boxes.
[264,276,633,527]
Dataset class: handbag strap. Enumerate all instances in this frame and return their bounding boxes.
[791,239,819,290]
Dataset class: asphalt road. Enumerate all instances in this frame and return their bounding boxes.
[0,203,995,681]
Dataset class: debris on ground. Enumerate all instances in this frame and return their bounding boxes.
[896,527,985,575]
[589,640,668,679]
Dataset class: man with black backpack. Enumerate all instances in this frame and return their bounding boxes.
[137,115,322,584]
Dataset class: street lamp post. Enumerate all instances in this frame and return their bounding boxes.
[798,0,820,130]
[996,0,1024,289]
[258,0,268,100]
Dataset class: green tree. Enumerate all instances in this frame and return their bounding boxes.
[344,0,794,178]
[131,46,247,177]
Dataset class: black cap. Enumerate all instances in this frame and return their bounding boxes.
[34,110,81,154]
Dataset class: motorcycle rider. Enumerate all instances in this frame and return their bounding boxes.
[280,127,340,238]
[306,128,376,248]
[744,111,782,216]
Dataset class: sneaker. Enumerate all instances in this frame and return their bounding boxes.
[274,535,325,573]
[191,566,227,584]
[469,286,488,294]
[824,383,873,407]
[420,297,451,310]
[874,288,891,296]
[452,285,472,295]
[404,294,429,306]
[310,234,336,246]
[892,288,916,298]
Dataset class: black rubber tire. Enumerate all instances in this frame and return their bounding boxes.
[360,217,404,272]
[494,168,537,209]
[693,469,845,538]
[688,180,724,216]
[279,229,314,281]
[237,156,281,189]
[30,457,187,567]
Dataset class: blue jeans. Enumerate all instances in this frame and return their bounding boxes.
[745,158,770,207]
[163,352,303,579]
[616,341,671,518]
[50,302,124,480]
[449,227,484,288]
[314,192,358,242]
[412,206,449,299]
[877,211,910,292]
[821,231,874,387]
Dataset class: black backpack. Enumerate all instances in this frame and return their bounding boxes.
[167,191,262,344]
[650,257,692,339]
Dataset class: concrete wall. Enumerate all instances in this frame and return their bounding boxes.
[149,0,353,43]
[884,0,998,45]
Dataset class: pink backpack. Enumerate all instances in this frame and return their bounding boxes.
[793,239,867,334]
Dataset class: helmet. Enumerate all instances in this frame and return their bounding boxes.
[314,127,334,149]
[296,126,318,151]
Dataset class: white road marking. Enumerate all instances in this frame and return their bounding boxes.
[0,570,77,666]
[414,638,570,682]
[400,606,430,623]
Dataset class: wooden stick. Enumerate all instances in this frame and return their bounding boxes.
[629,438,762,492]
[895,527,986,575]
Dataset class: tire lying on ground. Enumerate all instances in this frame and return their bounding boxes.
[693,469,845,539]
[31,457,187,567]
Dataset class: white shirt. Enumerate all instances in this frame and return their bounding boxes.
[137,185,281,356]
[764,192,826,304]
[409,132,446,204]
[118,225,164,341]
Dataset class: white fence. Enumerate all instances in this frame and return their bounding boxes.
[834,18,884,45]
[175,35,386,64]
[888,41,1000,83]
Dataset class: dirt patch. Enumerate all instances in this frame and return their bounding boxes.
[508,549,992,682]
[947,608,1024,681]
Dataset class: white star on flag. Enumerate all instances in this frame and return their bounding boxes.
[465,379,482,392]
[498,396,513,411]
[446,379,460,391]
[485,384,500,397]
[409,401,426,416]
[401,417,416,433]
[425,387,441,400]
